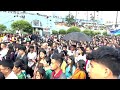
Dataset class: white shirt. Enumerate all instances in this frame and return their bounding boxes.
[27,52,37,67]
[75,54,86,63]
[67,50,76,56]
[6,71,18,79]
[0,48,8,60]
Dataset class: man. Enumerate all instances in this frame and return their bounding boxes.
[50,53,66,79]
[87,46,120,79]
[15,45,28,68]
[0,42,8,61]
[0,59,18,79]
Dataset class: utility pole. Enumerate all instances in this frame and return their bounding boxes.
[75,11,77,26]
[115,11,118,28]
[69,11,70,26]
[87,11,88,21]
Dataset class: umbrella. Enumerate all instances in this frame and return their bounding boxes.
[62,32,92,42]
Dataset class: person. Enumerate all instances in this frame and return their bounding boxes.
[0,59,18,79]
[42,57,52,79]
[50,53,66,79]
[0,72,5,79]
[87,46,120,79]
[0,42,8,61]
[70,60,86,79]
[65,55,76,79]
[13,60,26,79]
[27,46,37,78]
[33,67,46,79]
[4,44,15,62]
[15,45,28,68]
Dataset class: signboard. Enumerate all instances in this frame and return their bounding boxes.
[32,20,42,28]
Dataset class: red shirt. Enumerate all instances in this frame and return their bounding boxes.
[51,69,63,79]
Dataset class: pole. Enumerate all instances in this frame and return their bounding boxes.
[69,11,70,26]
[115,11,118,28]
[75,11,77,26]
[87,11,88,21]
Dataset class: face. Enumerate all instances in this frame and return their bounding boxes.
[50,59,59,70]
[1,44,5,49]
[26,42,30,46]
[30,48,34,53]
[40,52,45,59]
[12,66,20,74]
[18,50,24,56]
[35,72,42,79]
[86,47,91,54]
[67,58,72,64]
[70,46,75,51]
[0,65,9,76]
[88,61,109,79]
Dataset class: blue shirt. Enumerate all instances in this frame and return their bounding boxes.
[65,65,76,79]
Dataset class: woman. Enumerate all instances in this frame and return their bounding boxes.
[34,67,46,79]
[75,47,86,63]
[65,55,76,79]
[70,60,86,79]
[13,60,26,79]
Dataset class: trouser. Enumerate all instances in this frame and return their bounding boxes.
[26,66,34,78]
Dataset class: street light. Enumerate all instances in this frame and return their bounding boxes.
[115,11,118,28]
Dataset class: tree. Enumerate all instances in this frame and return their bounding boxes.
[59,29,66,35]
[102,31,108,36]
[52,30,59,35]
[0,24,7,31]
[67,26,81,33]
[65,13,75,26]
[11,20,33,34]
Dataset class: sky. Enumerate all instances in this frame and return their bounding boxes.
[28,11,119,23]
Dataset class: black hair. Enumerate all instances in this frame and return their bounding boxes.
[39,48,46,55]
[37,67,46,79]
[0,72,5,79]
[87,46,120,77]
[77,60,86,71]
[79,47,86,56]
[18,45,26,51]
[1,59,14,70]
[66,55,75,74]
[14,60,26,70]
[29,46,34,49]
[1,42,7,46]
[51,53,63,65]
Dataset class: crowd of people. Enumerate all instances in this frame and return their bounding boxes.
[0,32,120,79]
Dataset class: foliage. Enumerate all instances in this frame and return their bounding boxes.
[11,20,33,34]
[52,30,59,35]
[59,29,66,34]
[67,26,81,33]
[65,13,75,26]
[102,31,108,36]
[0,24,7,31]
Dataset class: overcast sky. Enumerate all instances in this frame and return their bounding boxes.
[28,11,119,23]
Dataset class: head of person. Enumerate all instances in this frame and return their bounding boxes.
[12,60,25,75]
[29,46,34,53]
[77,47,86,56]
[0,59,14,77]
[86,46,93,54]
[87,46,120,79]
[67,55,75,73]
[18,45,26,56]
[62,45,67,51]
[51,53,63,71]
[76,60,86,71]
[35,67,46,79]
[7,44,14,53]
[41,43,48,49]
[26,41,30,46]
[39,49,46,59]
[70,45,76,51]
[1,42,7,49]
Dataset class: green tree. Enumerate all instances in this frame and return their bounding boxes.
[59,29,66,35]
[65,13,75,26]
[67,26,81,33]
[0,24,7,31]
[82,30,94,36]
[102,31,108,36]
[52,30,59,35]
[11,20,33,34]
